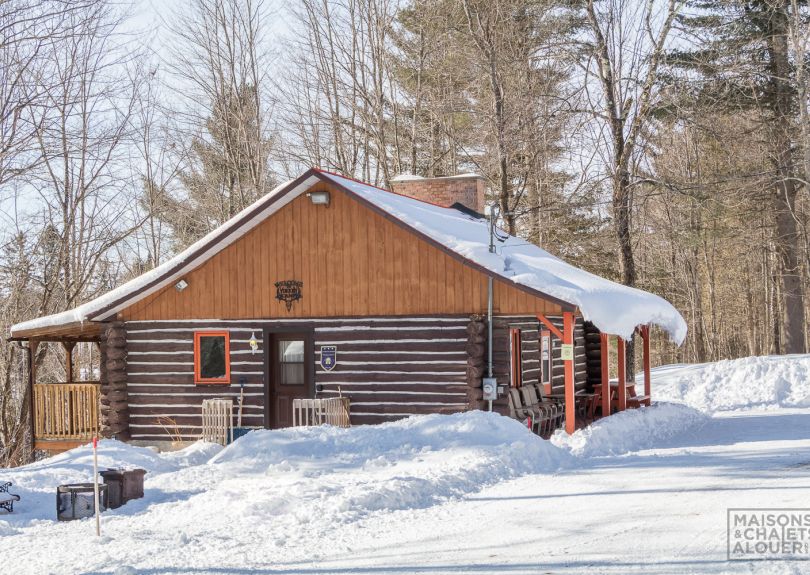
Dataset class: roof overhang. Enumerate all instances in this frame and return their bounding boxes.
[10,320,103,341]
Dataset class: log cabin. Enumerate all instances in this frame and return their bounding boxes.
[10,168,686,452]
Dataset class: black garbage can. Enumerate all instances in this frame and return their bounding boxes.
[99,468,146,509]
[121,468,146,501]
[99,469,125,509]
[57,483,108,521]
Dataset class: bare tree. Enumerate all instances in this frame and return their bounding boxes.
[26,1,140,314]
[581,0,682,289]
[280,0,400,185]
[128,63,184,271]
[164,0,275,244]
[0,0,139,465]
[0,1,97,190]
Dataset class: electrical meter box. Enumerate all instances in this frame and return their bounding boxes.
[482,377,498,401]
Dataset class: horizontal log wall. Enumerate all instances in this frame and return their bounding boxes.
[126,321,266,441]
[125,317,471,440]
[313,318,470,425]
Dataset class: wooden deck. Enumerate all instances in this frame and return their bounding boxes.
[33,438,93,452]
[33,382,100,451]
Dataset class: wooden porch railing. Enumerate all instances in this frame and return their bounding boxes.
[33,383,100,440]
[292,397,351,428]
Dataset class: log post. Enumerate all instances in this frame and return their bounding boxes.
[563,311,575,434]
[100,322,129,440]
[63,341,75,383]
[617,336,627,412]
[642,325,651,406]
[600,333,610,417]
[28,339,39,447]
[465,316,487,411]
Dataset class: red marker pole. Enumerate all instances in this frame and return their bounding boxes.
[92,437,100,536]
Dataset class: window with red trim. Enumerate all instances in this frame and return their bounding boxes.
[510,328,523,388]
[540,330,552,393]
[194,331,231,384]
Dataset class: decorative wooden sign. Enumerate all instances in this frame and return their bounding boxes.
[320,346,337,371]
[275,280,303,311]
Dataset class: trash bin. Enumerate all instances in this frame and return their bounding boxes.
[99,468,146,509]
[57,483,108,521]
[98,469,124,509]
[121,468,146,502]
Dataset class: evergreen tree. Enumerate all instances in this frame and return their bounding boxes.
[161,83,274,247]
[672,0,810,353]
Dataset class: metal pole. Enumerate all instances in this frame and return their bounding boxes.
[487,275,494,412]
[486,207,496,412]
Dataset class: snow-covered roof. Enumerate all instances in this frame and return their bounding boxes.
[324,172,686,343]
[11,168,686,343]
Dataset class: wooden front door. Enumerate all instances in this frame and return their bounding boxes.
[265,331,313,429]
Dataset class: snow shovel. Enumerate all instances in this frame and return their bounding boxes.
[231,378,251,442]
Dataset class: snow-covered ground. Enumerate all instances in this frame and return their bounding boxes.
[645,354,810,412]
[1,357,809,574]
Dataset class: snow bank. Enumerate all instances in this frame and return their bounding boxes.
[2,412,567,533]
[551,403,708,457]
[647,355,810,412]
[0,440,219,531]
[210,411,570,517]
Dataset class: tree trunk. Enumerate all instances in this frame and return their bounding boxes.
[768,0,806,354]
[613,171,636,288]
[774,186,805,353]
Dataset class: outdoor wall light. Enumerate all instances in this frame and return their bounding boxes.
[175,279,189,292]
[307,191,331,206]
[249,331,259,354]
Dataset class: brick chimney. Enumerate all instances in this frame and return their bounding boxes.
[390,173,486,215]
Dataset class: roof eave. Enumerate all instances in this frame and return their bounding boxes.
[10,320,103,341]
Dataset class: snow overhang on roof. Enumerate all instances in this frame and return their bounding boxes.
[11,168,687,344]
[320,172,687,344]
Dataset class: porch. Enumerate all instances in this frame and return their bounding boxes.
[12,327,105,453]
[529,313,653,434]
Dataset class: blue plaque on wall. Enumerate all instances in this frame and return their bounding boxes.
[320,346,337,371]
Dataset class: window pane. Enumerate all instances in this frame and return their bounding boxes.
[200,336,226,379]
[280,363,304,385]
[278,339,304,386]
[279,340,304,362]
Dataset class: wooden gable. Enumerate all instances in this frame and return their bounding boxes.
[118,182,564,321]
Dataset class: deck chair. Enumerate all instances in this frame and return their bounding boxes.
[525,384,565,430]
[532,383,564,408]
[508,388,543,435]
[520,385,564,437]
